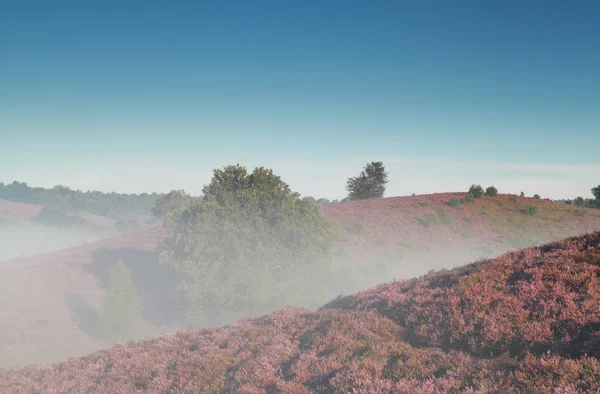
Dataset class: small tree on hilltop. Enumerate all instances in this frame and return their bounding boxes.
[533,194,541,199]
[468,184,484,198]
[346,161,389,200]
[99,259,144,342]
[485,186,498,197]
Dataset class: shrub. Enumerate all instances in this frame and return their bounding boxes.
[468,184,484,198]
[508,196,517,203]
[574,197,586,207]
[419,212,441,227]
[521,205,538,215]
[533,194,541,199]
[447,198,460,208]
[464,194,475,203]
[436,208,452,225]
[99,259,144,342]
[485,186,498,196]
[419,201,428,207]
[520,191,525,197]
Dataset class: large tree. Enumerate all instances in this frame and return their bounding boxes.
[345,161,389,200]
[158,164,335,326]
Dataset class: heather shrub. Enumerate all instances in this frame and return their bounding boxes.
[158,164,335,326]
[485,186,498,196]
[447,198,460,208]
[419,201,428,207]
[508,196,517,203]
[522,205,538,215]
[468,184,484,198]
[99,259,144,342]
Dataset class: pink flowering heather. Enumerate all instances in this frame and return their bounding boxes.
[1,231,600,392]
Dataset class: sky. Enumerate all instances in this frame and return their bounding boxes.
[1,1,599,200]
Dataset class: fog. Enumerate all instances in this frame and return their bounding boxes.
[0,222,116,262]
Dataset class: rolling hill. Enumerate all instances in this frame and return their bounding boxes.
[0,193,599,369]
[1,230,599,393]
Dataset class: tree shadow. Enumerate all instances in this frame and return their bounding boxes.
[63,292,105,342]
[84,248,185,326]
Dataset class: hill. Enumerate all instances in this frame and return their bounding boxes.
[0,181,162,219]
[1,231,599,393]
[0,193,599,368]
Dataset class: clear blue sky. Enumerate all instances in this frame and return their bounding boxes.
[1,1,599,199]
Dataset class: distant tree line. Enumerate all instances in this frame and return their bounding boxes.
[0,181,162,218]
[34,206,90,228]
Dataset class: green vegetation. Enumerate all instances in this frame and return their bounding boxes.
[533,194,541,199]
[345,161,389,200]
[485,185,498,196]
[468,184,484,198]
[150,190,196,219]
[436,208,452,225]
[419,201,428,207]
[522,205,538,215]
[0,181,160,218]
[463,194,475,203]
[159,164,335,326]
[34,206,89,227]
[99,259,144,342]
[419,208,452,226]
[447,198,460,208]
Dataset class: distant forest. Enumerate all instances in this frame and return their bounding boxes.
[0,181,163,218]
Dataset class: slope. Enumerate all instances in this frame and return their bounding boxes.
[1,193,599,367]
[1,231,599,393]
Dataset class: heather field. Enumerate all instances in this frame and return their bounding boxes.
[1,231,599,393]
[0,193,599,374]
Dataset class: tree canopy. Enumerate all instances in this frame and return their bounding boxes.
[150,189,195,220]
[345,161,389,200]
[158,164,335,325]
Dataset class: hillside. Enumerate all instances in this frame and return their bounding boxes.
[0,193,599,368]
[1,231,599,393]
